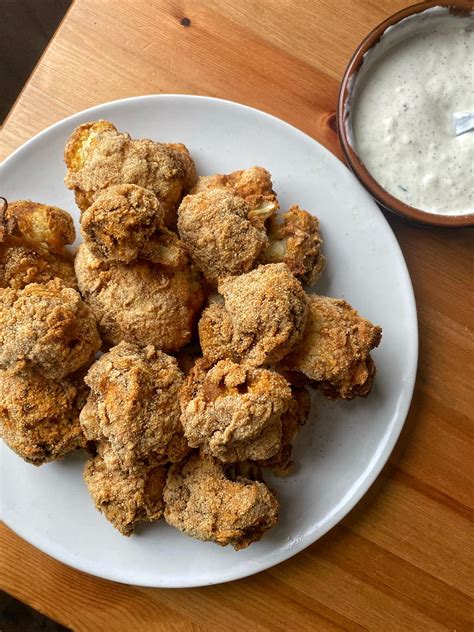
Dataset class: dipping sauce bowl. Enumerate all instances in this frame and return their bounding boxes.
[337,1,474,227]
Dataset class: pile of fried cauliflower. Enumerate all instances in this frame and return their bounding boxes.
[0,121,381,549]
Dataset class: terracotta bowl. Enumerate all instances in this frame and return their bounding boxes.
[337,0,474,228]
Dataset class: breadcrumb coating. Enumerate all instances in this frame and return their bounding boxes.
[198,302,234,364]
[80,342,189,469]
[0,279,101,379]
[199,264,308,366]
[80,184,186,267]
[0,367,87,465]
[64,120,196,225]
[164,452,279,549]
[84,448,166,536]
[75,244,205,352]
[0,200,77,290]
[177,190,269,285]
[191,166,279,231]
[281,295,382,399]
[4,199,75,252]
[180,359,292,462]
[264,206,326,286]
[257,385,311,476]
[192,166,274,198]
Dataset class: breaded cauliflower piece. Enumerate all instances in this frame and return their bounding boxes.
[191,166,274,202]
[75,244,205,352]
[164,452,279,549]
[257,385,311,476]
[64,120,196,225]
[264,205,326,286]
[180,359,292,462]
[0,279,101,379]
[0,366,87,465]
[84,447,167,536]
[80,184,186,267]
[199,264,308,366]
[0,199,77,290]
[177,190,273,285]
[80,342,189,469]
[281,295,382,399]
[191,166,278,230]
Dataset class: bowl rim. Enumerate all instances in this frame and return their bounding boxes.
[337,0,474,228]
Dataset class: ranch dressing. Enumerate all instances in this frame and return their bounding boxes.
[351,9,474,216]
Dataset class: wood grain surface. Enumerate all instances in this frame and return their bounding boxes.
[1,1,473,630]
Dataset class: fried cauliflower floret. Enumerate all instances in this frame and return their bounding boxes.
[164,452,279,549]
[80,184,186,267]
[0,367,87,465]
[3,199,75,252]
[75,244,205,352]
[177,190,272,285]
[180,359,292,462]
[0,199,77,289]
[199,264,308,366]
[219,264,309,367]
[264,206,326,286]
[80,342,189,469]
[281,295,382,399]
[0,279,101,379]
[258,385,311,476]
[192,166,274,200]
[64,120,196,225]
[84,448,166,536]
[191,166,278,230]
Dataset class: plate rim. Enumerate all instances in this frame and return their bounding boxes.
[0,93,418,587]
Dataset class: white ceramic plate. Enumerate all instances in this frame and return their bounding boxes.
[0,95,417,587]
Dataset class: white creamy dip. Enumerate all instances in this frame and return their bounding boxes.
[351,9,474,216]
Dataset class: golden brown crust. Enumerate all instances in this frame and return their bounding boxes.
[0,279,101,379]
[198,302,234,364]
[180,359,292,462]
[190,166,279,232]
[0,367,87,465]
[191,166,275,200]
[264,206,326,286]
[164,452,279,549]
[63,120,117,172]
[177,190,268,285]
[80,184,186,267]
[257,386,311,476]
[0,244,77,291]
[80,342,189,469]
[319,355,377,400]
[84,449,166,536]
[199,265,309,366]
[64,120,196,224]
[209,263,308,367]
[6,200,76,251]
[281,295,382,399]
[74,244,205,352]
[0,200,77,290]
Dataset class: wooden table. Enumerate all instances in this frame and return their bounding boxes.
[1,1,472,630]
